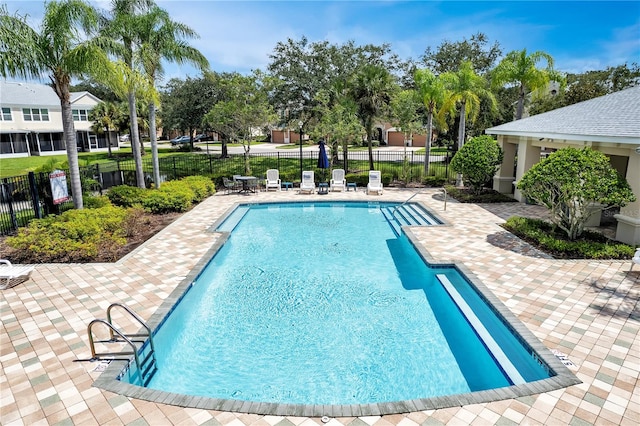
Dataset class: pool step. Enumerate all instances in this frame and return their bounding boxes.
[382,203,440,235]
[216,205,250,232]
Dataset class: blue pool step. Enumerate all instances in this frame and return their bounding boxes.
[216,205,250,232]
[382,203,440,235]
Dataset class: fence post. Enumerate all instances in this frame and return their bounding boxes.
[95,163,103,195]
[28,172,42,219]
[173,157,177,180]
[209,155,213,175]
[2,179,18,232]
[117,158,123,185]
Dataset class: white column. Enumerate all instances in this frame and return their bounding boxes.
[614,150,640,245]
[513,139,541,202]
[493,138,517,194]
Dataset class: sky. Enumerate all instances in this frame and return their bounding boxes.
[3,0,640,85]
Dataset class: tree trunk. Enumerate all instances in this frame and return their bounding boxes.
[128,91,145,188]
[424,111,433,176]
[455,100,467,187]
[107,127,113,158]
[221,140,228,158]
[149,101,161,188]
[60,91,84,209]
[366,119,374,171]
[516,84,526,120]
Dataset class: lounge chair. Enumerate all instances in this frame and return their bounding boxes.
[0,259,34,290]
[300,171,316,194]
[265,169,281,191]
[632,248,640,271]
[330,169,346,192]
[366,170,383,195]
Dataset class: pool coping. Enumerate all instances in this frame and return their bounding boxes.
[92,200,582,417]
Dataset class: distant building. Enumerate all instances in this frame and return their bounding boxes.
[0,81,119,158]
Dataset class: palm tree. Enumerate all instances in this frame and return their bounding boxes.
[0,1,111,209]
[89,101,121,157]
[137,5,209,188]
[440,61,497,186]
[102,0,154,189]
[350,64,396,170]
[414,68,447,175]
[492,49,562,120]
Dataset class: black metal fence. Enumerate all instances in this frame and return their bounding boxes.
[0,150,454,235]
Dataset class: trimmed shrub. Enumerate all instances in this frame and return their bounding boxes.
[6,206,129,262]
[180,176,215,202]
[106,185,148,207]
[84,195,112,209]
[450,135,503,194]
[503,216,634,259]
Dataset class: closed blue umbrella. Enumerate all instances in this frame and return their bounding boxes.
[317,140,330,182]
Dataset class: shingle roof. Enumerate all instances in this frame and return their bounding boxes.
[0,81,61,107]
[0,81,102,108]
[486,85,640,144]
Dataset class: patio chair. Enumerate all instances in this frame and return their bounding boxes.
[0,259,34,290]
[265,169,281,191]
[366,170,383,195]
[300,171,316,194]
[222,177,238,194]
[632,248,640,271]
[330,169,346,192]
[247,177,260,193]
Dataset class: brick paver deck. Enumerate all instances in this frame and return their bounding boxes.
[1,188,638,425]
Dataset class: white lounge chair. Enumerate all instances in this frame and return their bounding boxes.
[632,248,640,271]
[366,170,383,195]
[0,259,34,290]
[300,171,316,194]
[265,169,281,191]
[330,169,346,192]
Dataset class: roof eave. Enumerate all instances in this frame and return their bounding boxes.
[484,129,640,145]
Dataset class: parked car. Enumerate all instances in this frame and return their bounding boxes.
[193,133,212,142]
[119,134,130,142]
[170,135,191,145]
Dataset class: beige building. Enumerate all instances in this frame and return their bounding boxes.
[0,81,118,157]
[486,85,640,245]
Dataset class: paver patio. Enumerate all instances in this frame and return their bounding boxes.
[1,188,638,425]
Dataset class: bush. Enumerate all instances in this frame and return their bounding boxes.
[423,176,446,187]
[179,176,215,202]
[518,147,636,240]
[84,195,112,209]
[142,188,192,214]
[503,216,634,259]
[106,185,147,207]
[450,135,503,194]
[6,206,129,262]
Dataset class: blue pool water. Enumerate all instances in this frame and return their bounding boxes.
[132,202,551,405]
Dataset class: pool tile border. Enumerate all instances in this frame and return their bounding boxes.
[92,200,582,417]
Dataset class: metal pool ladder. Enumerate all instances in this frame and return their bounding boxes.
[86,303,157,386]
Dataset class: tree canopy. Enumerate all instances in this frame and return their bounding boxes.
[518,148,636,240]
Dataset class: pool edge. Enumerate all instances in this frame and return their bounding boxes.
[92,201,582,416]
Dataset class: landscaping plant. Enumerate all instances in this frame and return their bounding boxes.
[518,147,636,240]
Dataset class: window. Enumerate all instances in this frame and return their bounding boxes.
[22,108,49,121]
[0,107,11,121]
[72,109,89,121]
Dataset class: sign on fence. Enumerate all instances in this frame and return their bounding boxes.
[49,170,70,205]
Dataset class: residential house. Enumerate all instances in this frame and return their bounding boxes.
[0,81,118,158]
[486,85,640,245]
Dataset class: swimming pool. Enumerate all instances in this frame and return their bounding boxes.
[96,201,580,415]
